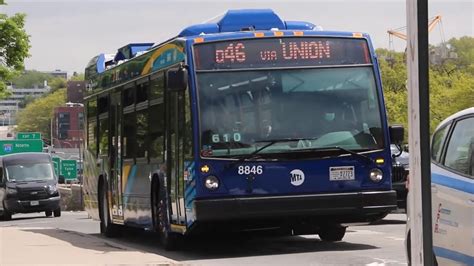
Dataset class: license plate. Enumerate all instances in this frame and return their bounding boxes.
[330,166,355,181]
[30,201,39,206]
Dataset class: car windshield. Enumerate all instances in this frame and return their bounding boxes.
[5,162,54,182]
[197,67,385,158]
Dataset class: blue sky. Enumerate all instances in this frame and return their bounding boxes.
[2,0,473,75]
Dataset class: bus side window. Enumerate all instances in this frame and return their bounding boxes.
[136,110,148,159]
[123,86,136,160]
[149,73,165,162]
[97,96,109,155]
[136,80,149,159]
[87,99,98,157]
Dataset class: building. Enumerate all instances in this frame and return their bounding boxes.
[0,85,51,125]
[67,81,85,103]
[0,69,69,126]
[44,69,68,80]
[52,103,84,148]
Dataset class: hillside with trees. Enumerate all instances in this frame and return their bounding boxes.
[378,36,474,137]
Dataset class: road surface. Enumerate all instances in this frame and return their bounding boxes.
[1,212,408,265]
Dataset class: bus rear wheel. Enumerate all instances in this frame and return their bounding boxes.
[318,225,347,242]
[99,181,121,237]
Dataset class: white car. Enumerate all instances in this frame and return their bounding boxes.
[407,107,474,265]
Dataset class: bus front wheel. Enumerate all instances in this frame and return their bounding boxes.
[99,181,121,237]
[153,183,179,250]
[318,225,347,242]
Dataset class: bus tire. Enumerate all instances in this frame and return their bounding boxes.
[156,184,179,250]
[99,180,121,237]
[53,208,61,217]
[318,225,347,242]
[45,210,52,217]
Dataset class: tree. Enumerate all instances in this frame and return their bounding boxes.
[0,5,30,97]
[11,70,52,88]
[377,36,474,140]
[16,89,66,140]
[49,77,67,91]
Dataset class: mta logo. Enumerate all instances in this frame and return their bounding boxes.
[290,169,305,186]
[291,173,303,182]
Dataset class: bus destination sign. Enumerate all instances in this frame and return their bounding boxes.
[194,37,371,70]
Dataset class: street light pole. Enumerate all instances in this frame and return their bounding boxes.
[50,117,54,149]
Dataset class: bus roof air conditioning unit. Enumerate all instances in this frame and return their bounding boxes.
[114,43,154,62]
[178,9,319,37]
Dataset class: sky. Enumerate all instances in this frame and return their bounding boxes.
[2,0,473,75]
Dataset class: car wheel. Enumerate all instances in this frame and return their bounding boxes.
[53,208,61,217]
[99,181,121,237]
[155,184,180,250]
[318,225,347,242]
[2,210,12,221]
[45,210,52,217]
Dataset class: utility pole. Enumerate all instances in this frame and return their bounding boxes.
[406,0,433,265]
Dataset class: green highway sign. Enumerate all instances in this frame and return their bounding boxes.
[52,157,61,177]
[17,132,42,140]
[61,160,77,180]
[0,140,43,155]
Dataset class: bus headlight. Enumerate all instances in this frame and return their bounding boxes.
[369,168,383,183]
[204,176,219,190]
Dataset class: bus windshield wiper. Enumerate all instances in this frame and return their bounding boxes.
[299,146,373,165]
[224,138,310,169]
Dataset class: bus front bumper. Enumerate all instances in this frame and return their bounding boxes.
[194,190,397,223]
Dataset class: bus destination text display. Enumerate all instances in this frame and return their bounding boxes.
[194,38,371,70]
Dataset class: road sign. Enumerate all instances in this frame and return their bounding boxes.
[61,160,77,180]
[52,157,61,177]
[0,140,43,155]
[16,132,42,140]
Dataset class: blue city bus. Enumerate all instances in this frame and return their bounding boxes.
[83,9,403,249]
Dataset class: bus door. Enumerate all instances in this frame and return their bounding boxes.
[166,89,186,225]
[109,92,124,221]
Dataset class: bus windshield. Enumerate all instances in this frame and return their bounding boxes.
[5,162,54,182]
[197,67,384,158]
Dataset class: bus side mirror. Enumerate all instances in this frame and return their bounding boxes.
[166,66,188,92]
[0,168,4,186]
[389,125,404,145]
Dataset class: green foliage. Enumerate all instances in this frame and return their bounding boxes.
[11,70,53,88]
[0,12,31,97]
[16,89,66,140]
[49,77,67,91]
[448,36,474,73]
[378,36,474,140]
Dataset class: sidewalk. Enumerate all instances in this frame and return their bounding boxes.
[0,226,177,265]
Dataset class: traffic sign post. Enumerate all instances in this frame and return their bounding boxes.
[52,157,61,177]
[61,160,77,181]
[16,132,42,140]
